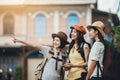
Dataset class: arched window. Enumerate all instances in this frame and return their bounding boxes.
[3,14,14,35]
[67,13,79,34]
[35,14,46,35]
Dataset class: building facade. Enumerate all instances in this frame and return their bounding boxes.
[0,0,96,80]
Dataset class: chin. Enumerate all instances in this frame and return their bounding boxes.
[54,46,59,48]
[89,35,92,38]
[71,38,76,40]
[90,36,94,39]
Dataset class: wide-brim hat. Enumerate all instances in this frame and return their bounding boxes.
[87,21,105,37]
[70,24,86,34]
[52,31,69,44]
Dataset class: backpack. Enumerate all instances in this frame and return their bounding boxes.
[35,47,67,80]
[102,43,113,78]
[35,48,54,80]
[97,44,113,80]
[97,41,120,80]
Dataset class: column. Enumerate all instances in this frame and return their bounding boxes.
[22,13,27,36]
[86,6,92,25]
[53,11,59,33]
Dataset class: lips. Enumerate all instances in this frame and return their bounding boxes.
[54,44,58,46]
[53,43,59,46]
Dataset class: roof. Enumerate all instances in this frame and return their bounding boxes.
[0,0,96,5]
[92,9,120,26]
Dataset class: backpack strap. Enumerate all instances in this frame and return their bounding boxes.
[61,49,67,63]
[60,49,67,80]
[80,42,91,62]
[67,42,89,62]
[97,61,103,79]
[36,47,67,80]
[79,42,86,62]
[36,47,54,80]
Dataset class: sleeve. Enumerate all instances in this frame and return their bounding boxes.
[39,46,50,58]
[90,42,101,61]
[83,43,89,50]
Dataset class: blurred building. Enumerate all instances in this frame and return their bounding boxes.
[0,0,96,80]
[92,9,120,42]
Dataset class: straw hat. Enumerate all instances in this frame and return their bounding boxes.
[87,21,105,37]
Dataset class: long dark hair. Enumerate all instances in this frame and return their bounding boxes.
[91,27,106,46]
[59,37,67,49]
[91,27,107,64]
[69,29,88,61]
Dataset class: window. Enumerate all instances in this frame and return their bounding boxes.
[35,14,46,35]
[67,13,79,34]
[3,14,14,35]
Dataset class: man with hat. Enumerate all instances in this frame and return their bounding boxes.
[86,21,105,80]
[13,31,69,80]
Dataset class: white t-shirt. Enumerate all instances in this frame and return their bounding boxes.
[88,41,104,77]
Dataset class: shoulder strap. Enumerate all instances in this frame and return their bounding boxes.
[80,42,86,62]
[60,50,67,80]
[97,61,103,79]
[61,50,67,62]
[67,42,87,62]
[80,42,91,62]
[37,47,54,79]
[47,47,54,60]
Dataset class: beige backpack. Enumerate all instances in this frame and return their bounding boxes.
[35,48,54,80]
[35,47,67,80]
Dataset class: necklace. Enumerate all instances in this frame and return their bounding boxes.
[72,44,78,53]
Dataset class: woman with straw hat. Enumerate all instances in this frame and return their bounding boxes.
[86,21,106,80]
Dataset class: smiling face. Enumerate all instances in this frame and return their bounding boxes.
[53,37,61,49]
[70,29,79,40]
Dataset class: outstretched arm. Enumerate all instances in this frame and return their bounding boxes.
[13,37,42,51]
